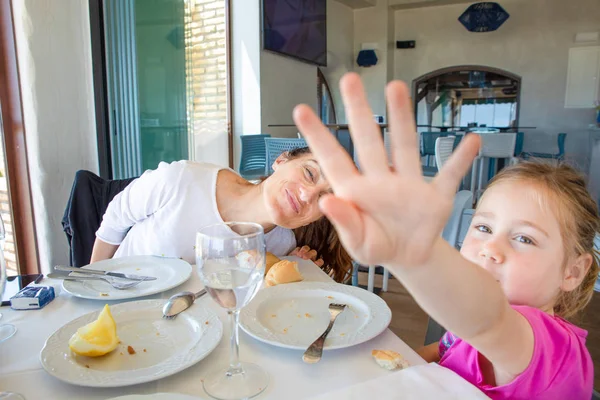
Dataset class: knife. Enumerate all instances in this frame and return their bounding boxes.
[54,265,157,281]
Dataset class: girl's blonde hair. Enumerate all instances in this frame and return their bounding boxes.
[486,161,600,319]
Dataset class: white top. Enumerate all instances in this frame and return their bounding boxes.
[96,161,296,263]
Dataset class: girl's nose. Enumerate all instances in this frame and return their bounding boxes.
[478,240,505,264]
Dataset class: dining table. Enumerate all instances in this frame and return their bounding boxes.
[0,257,489,399]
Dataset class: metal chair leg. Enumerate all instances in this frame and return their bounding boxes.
[382,268,389,292]
[367,265,375,292]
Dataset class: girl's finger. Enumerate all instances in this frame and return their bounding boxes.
[306,249,318,260]
[386,80,421,177]
[340,73,390,175]
[293,104,358,187]
[315,258,325,267]
[434,134,481,196]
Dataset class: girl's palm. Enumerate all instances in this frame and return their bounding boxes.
[293,74,480,268]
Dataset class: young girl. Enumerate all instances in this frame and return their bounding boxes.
[294,72,597,399]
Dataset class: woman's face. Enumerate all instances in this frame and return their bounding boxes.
[262,152,332,229]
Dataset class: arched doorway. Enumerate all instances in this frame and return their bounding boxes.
[412,66,521,130]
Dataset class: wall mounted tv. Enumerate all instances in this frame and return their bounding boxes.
[262,0,327,67]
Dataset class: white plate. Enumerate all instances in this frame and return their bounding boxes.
[40,299,223,387]
[106,395,204,400]
[239,282,391,350]
[62,256,192,300]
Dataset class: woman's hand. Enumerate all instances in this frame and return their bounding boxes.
[293,73,480,269]
[288,245,325,267]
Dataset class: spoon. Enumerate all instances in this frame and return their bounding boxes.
[162,289,207,320]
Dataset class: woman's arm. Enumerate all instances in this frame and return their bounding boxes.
[417,342,441,363]
[90,238,119,263]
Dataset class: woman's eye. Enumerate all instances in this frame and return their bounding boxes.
[305,167,315,182]
[515,235,534,245]
[475,224,491,233]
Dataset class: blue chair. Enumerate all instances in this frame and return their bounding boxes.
[522,133,566,161]
[514,132,524,157]
[264,137,307,175]
[239,134,270,180]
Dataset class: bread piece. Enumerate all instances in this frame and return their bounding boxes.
[265,260,303,287]
[236,250,280,274]
[265,252,281,274]
[371,350,410,370]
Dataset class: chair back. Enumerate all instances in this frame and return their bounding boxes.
[239,134,270,180]
[441,191,474,249]
[479,133,516,159]
[435,136,455,169]
[264,137,308,175]
[421,132,450,156]
[62,171,136,267]
[514,132,524,157]
[557,133,567,157]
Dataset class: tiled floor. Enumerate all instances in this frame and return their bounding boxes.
[359,272,600,390]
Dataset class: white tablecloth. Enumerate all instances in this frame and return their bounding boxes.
[0,257,484,399]
[308,363,490,400]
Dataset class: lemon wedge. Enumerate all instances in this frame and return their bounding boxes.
[68,304,119,357]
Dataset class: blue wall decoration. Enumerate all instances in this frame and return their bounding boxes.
[356,49,378,67]
[458,2,509,33]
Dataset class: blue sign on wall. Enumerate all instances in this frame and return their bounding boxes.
[458,2,509,33]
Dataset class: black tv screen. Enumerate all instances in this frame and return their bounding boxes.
[262,0,327,67]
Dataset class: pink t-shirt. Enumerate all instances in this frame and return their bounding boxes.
[438,305,593,400]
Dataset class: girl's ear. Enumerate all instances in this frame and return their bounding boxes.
[561,253,593,292]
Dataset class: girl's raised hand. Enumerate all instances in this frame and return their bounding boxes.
[293,73,480,268]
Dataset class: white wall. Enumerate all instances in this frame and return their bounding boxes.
[321,0,355,123]
[354,0,389,116]
[231,0,263,169]
[260,51,318,138]
[232,0,355,159]
[12,0,98,273]
[260,0,356,138]
[393,0,600,169]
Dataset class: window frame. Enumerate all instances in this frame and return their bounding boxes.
[0,0,40,274]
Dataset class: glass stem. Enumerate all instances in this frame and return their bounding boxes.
[227,310,243,376]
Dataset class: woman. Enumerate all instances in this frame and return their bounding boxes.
[91,147,352,282]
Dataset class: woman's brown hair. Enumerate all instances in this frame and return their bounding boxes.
[283,147,353,283]
[486,161,600,319]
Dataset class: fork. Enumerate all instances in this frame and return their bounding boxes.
[48,273,143,290]
[302,303,347,364]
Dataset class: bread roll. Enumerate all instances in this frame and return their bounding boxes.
[236,251,280,273]
[265,260,303,287]
[371,350,410,370]
[265,252,281,273]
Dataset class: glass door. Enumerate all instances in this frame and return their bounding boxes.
[104,0,189,178]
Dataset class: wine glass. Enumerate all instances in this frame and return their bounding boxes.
[196,222,268,400]
[0,215,17,343]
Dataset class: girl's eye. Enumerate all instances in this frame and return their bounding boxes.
[475,224,491,233]
[515,235,534,245]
